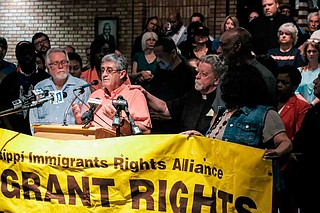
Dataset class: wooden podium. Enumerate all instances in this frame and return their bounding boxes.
[33,124,116,140]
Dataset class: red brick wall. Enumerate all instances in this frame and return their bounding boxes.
[0,0,237,72]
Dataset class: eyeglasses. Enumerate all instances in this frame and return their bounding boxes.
[307,38,320,43]
[34,39,48,46]
[49,60,69,69]
[307,50,318,54]
[102,68,122,75]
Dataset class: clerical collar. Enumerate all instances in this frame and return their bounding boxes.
[202,94,207,100]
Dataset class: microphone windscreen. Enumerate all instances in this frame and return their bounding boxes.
[62,92,67,98]
[92,80,99,85]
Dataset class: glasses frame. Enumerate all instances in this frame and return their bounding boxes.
[102,68,123,76]
[48,60,69,69]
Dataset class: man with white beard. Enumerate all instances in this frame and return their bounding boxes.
[133,54,227,134]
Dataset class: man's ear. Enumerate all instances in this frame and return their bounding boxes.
[213,77,220,86]
[171,49,177,57]
[234,41,241,52]
[119,69,127,80]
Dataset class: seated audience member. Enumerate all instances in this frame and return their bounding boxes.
[292,72,320,213]
[267,22,305,68]
[0,41,50,135]
[0,37,16,85]
[134,54,227,134]
[296,38,320,105]
[182,64,292,213]
[149,37,195,133]
[32,32,51,59]
[81,39,116,92]
[72,53,151,135]
[130,31,158,91]
[29,48,91,127]
[68,52,83,78]
[276,65,310,213]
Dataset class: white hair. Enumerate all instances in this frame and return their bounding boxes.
[141,32,158,51]
[278,22,298,45]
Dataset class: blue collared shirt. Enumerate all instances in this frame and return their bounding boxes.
[29,74,91,127]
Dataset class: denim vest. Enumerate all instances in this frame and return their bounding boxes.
[218,105,283,192]
[222,105,272,147]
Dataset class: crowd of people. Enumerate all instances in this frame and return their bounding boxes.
[0,0,319,212]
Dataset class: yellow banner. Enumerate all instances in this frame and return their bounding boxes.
[0,128,272,212]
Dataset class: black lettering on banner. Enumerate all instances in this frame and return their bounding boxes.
[235,196,257,213]
[1,169,20,198]
[92,178,115,207]
[130,179,155,210]
[44,174,66,204]
[158,180,167,211]
[172,158,223,179]
[192,184,217,213]
[67,176,90,206]
[114,157,166,172]
[22,172,42,201]
[218,190,233,213]
[170,181,188,213]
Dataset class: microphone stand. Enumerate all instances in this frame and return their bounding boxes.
[124,106,142,135]
[113,106,122,137]
[62,88,84,126]
[0,104,40,117]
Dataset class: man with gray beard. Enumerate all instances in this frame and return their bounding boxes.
[132,54,227,134]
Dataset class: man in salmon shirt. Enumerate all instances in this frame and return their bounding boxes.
[73,53,151,135]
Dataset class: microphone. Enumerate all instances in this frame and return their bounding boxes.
[73,80,99,92]
[112,95,142,135]
[32,91,67,106]
[11,89,48,109]
[81,98,102,125]
[112,95,126,128]
[0,91,67,117]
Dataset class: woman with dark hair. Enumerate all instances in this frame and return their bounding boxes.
[81,39,115,92]
[182,64,292,213]
[131,16,160,59]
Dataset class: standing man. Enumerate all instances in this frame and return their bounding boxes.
[0,37,16,85]
[248,0,304,55]
[32,32,51,60]
[134,54,227,135]
[149,37,195,133]
[165,12,188,46]
[29,48,91,127]
[0,41,50,135]
[213,27,277,113]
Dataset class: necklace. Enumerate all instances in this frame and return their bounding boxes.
[206,109,235,139]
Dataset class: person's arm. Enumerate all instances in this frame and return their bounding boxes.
[310,97,320,106]
[263,132,293,159]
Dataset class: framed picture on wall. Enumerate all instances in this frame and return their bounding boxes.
[95,17,118,49]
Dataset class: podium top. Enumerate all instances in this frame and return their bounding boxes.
[32,124,116,140]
